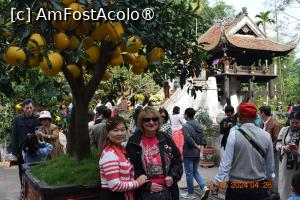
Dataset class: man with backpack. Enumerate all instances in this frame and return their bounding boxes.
[180,108,210,200]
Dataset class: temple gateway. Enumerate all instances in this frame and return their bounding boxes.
[198,7,297,106]
[163,8,297,122]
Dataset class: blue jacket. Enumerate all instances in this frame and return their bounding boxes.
[22,142,53,164]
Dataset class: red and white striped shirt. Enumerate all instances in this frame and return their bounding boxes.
[99,145,140,200]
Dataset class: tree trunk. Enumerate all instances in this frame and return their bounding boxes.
[63,43,114,160]
[68,96,90,160]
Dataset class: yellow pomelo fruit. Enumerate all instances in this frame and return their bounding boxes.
[15,103,23,110]
[132,66,144,75]
[123,53,135,65]
[108,47,123,66]
[27,56,40,68]
[27,33,46,55]
[149,47,164,63]
[68,35,80,49]
[4,46,26,66]
[68,2,85,13]
[66,64,81,79]
[55,115,62,122]
[54,32,70,50]
[83,37,95,49]
[40,52,64,76]
[63,0,76,7]
[87,46,100,63]
[75,21,92,36]
[57,17,79,31]
[133,55,147,70]
[125,36,142,53]
[106,22,124,43]
[91,22,108,41]
[102,70,111,81]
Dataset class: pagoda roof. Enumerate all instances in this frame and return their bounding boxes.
[197,8,298,55]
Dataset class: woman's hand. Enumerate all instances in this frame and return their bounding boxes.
[150,183,163,192]
[284,143,296,153]
[136,175,148,185]
[36,131,45,138]
[165,176,173,187]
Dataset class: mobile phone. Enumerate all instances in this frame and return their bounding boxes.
[290,144,298,150]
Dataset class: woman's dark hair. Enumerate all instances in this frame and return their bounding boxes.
[159,107,169,122]
[23,133,39,157]
[173,106,180,115]
[98,116,127,154]
[106,116,127,132]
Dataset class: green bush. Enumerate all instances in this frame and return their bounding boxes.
[194,107,217,137]
[30,149,99,186]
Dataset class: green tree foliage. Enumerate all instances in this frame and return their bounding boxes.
[255,11,275,35]
[0,0,233,160]
[92,66,160,107]
[281,54,300,103]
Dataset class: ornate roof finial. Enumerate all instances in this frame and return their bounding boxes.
[242,7,248,16]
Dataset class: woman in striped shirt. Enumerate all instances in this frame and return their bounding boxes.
[99,116,148,200]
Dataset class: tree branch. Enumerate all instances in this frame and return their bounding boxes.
[86,42,114,102]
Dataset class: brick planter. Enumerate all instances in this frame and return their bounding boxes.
[200,147,217,167]
[22,164,100,200]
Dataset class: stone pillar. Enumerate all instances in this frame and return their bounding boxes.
[248,77,253,100]
[269,79,275,98]
[224,75,230,105]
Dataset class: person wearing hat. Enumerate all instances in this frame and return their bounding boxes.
[36,110,64,159]
[212,102,274,200]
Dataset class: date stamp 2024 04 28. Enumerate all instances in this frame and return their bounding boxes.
[206,181,272,190]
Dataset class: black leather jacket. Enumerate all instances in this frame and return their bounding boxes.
[125,131,183,200]
[11,114,40,156]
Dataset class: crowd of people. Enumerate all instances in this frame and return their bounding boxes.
[10,97,300,200]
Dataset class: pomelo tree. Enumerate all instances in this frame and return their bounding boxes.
[1,0,231,160]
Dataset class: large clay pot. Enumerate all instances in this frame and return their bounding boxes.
[22,164,100,200]
[200,147,217,167]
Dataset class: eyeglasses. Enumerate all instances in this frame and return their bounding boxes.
[142,117,159,122]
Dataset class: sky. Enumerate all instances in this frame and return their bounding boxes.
[209,0,300,56]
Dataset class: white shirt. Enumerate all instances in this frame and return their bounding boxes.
[262,117,271,131]
[170,114,186,131]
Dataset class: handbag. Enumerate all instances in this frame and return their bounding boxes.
[142,188,171,200]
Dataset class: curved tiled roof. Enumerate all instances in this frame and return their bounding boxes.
[198,15,298,53]
[226,35,296,52]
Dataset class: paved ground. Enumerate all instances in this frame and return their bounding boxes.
[0,163,20,200]
[0,162,224,200]
[178,166,225,200]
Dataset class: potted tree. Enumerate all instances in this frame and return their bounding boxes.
[194,108,218,167]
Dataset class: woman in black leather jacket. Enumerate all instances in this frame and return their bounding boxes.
[125,107,183,200]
